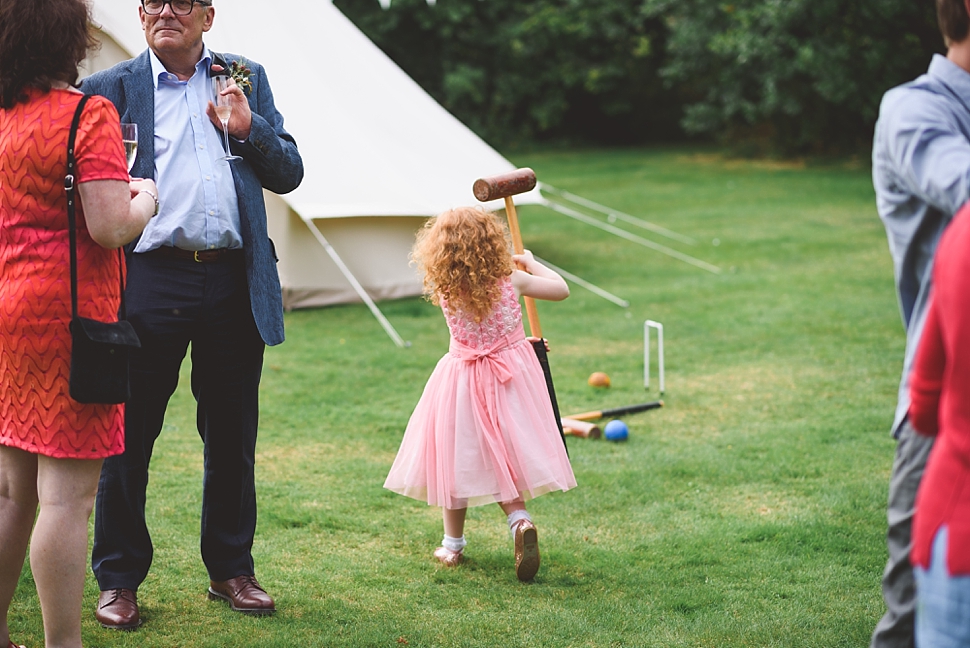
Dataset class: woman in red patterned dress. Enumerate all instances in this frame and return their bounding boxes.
[0,1,157,646]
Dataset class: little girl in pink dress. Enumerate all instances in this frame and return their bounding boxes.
[384,206,576,581]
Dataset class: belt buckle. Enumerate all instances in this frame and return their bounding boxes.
[193,250,202,263]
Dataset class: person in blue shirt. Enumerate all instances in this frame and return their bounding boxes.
[82,0,303,630]
[870,0,970,645]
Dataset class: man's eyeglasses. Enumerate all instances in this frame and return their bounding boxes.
[142,0,211,16]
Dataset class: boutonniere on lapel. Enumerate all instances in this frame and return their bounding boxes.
[228,59,253,96]
[210,54,253,96]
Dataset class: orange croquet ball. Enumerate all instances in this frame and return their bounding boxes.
[588,371,611,388]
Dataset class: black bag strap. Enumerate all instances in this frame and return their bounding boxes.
[65,94,127,320]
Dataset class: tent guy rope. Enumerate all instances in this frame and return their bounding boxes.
[540,198,722,275]
[300,216,409,348]
[540,183,697,246]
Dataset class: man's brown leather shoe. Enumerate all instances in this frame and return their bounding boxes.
[208,575,276,616]
[95,588,141,630]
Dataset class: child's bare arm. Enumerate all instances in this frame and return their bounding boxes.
[511,251,569,301]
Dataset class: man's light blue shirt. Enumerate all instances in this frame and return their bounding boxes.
[872,54,970,436]
[134,46,242,253]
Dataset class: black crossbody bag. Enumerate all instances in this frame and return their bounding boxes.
[65,94,140,404]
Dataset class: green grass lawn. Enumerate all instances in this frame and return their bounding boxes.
[11,146,903,647]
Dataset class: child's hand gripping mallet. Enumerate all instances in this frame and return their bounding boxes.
[473,168,567,451]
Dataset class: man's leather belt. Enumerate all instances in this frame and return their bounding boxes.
[146,247,242,263]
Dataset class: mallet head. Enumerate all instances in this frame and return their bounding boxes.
[473,168,537,202]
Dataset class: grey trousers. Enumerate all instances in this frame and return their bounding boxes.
[870,419,935,648]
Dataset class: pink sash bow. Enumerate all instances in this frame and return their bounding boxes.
[450,328,525,384]
[448,328,527,490]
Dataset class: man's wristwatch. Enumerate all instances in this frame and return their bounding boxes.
[140,189,159,216]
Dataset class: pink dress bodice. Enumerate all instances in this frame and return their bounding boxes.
[443,278,522,350]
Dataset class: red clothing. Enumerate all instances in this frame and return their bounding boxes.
[0,88,130,458]
[908,201,970,575]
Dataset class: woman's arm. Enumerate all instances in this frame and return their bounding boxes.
[77,178,156,249]
[909,295,944,437]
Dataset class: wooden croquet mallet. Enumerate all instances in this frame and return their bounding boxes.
[473,168,567,451]
[473,169,542,336]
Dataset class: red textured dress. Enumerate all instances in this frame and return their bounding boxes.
[0,88,130,459]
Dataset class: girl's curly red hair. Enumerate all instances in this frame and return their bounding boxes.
[411,206,514,322]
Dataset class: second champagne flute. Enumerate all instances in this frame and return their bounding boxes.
[213,75,241,161]
[120,123,137,172]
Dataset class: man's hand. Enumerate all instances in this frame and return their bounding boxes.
[206,74,252,141]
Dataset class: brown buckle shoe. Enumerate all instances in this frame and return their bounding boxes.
[95,588,141,630]
[513,520,540,581]
[208,575,276,616]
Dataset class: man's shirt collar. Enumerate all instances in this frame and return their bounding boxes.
[928,53,970,102]
[149,45,212,89]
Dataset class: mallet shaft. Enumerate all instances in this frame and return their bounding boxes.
[504,196,543,338]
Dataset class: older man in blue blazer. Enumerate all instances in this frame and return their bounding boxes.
[82,0,302,629]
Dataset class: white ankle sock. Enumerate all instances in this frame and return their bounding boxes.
[507,510,532,532]
[442,534,466,553]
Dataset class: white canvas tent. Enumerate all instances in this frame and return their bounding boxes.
[82,0,541,343]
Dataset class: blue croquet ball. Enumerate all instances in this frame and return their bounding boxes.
[604,420,629,442]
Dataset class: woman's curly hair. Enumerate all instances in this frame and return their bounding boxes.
[412,206,515,322]
[0,0,98,109]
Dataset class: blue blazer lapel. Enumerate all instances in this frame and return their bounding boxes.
[122,51,156,180]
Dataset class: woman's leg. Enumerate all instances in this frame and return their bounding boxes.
[31,455,102,648]
[0,446,39,646]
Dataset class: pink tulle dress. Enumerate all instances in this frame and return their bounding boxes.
[384,277,576,509]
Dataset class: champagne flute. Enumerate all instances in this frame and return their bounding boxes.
[213,75,241,161]
[120,123,137,172]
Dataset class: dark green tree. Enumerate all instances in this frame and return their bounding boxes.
[656,0,942,155]
[333,0,681,147]
[334,0,942,154]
